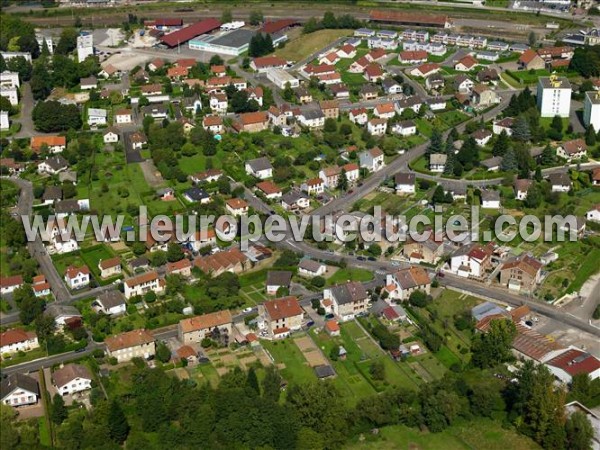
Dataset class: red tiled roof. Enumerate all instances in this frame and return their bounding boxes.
[399,50,428,61]
[161,18,221,47]
[457,55,477,69]
[65,265,90,279]
[166,258,192,273]
[124,271,159,288]
[239,111,269,126]
[226,198,248,210]
[263,296,302,321]
[0,329,36,347]
[252,55,287,69]
[99,257,120,270]
[105,329,154,351]
[31,136,66,151]
[369,9,449,26]
[261,19,298,34]
[0,275,23,288]
[179,310,232,333]
[325,320,340,332]
[256,181,281,195]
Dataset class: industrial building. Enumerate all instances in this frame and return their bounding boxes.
[160,18,221,48]
[266,68,300,89]
[189,29,286,56]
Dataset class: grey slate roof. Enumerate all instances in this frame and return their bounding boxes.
[1,373,39,399]
[330,281,367,305]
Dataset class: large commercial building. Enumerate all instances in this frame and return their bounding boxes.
[190,29,286,56]
[536,75,572,118]
[160,18,221,48]
[583,91,600,132]
[369,10,452,28]
[266,68,300,89]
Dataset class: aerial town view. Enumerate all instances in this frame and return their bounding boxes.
[0,0,599,448]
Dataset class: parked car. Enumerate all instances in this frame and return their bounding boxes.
[357,256,366,261]
[368,256,376,261]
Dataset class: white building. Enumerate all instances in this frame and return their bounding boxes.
[64,265,90,290]
[367,118,387,136]
[586,205,600,223]
[52,364,93,396]
[298,259,326,278]
[114,109,133,124]
[1,374,39,408]
[76,32,94,62]
[0,110,8,131]
[0,329,39,355]
[94,290,126,316]
[583,91,600,132]
[87,108,107,126]
[0,71,20,88]
[537,75,572,118]
[0,86,18,106]
[384,266,431,301]
[359,147,385,172]
[102,127,119,143]
[245,157,273,179]
[36,34,54,54]
[266,68,300,89]
[0,51,32,63]
[323,282,369,322]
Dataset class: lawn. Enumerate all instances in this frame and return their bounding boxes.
[347,418,541,450]
[261,338,316,385]
[275,29,353,62]
[327,268,374,285]
[80,244,122,283]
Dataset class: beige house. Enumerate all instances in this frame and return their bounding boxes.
[235,111,269,133]
[499,254,543,292]
[178,310,233,344]
[123,271,165,299]
[402,235,444,265]
[105,329,155,363]
[384,266,431,301]
[323,281,370,322]
[98,257,121,279]
[259,296,304,339]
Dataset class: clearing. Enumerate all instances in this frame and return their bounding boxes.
[275,29,353,62]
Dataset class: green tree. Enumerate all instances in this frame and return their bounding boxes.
[585,124,597,146]
[323,117,337,133]
[221,9,233,24]
[427,128,443,156]
[166,243,184,263]
[249,10,263,26]
[56,27,78,55]
[512,116,531,142]
[565,410,594,450]
[541,144,555,165]
[155,342,171,363]
[369,360,385,380]
[492,130,510,156]
[471,319,517,368]
[32,100,82,132]
[550,114,563,133]
[528,31,537,47]
[30,59,53,100]
[262,366,282,403]
[337,169,348,192]
[246,367,260,394]
[16,285,44,324]
[51,393,68,424]
[107,400,130,444]
[500,147,518,172]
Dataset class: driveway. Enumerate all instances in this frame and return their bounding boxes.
[14,83,40,139]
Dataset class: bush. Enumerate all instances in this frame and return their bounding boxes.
[311,276,326,288]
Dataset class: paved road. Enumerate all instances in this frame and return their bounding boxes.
[0,177,123,326]
[13,83,41,139]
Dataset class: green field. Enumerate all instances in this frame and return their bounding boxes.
[275,28,353,62]
[327,268,374,285]
[262,338,316,385]
[347,418,541,450]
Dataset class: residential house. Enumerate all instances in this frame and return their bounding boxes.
[450,243,493,278]
[342,163,360,183]
[0,329,39,354]
[191,169,223,185]
[399,50,428,64]
[189,229,217,252]
[298,259,326,278]
[266,271,293,295]
[166,258,192,277]
[178,310,233,344]
[319,52,340,65]
[142,104,168,120]
[319,100,339,119]
[374,102,396,119]
[281,191,309,210]
[477,68,499,84]
[473,85,499,108]
[402,234,444,264]
[64,265,90,290]
[245,87,263,107]
[182,95,202,114]
[515,179,533,200]
[359,84,379,101]
[410,63,440,78]
[323,282,369,322]
[429,153,447,172]
[245,157,273,179]
[382,78,403,96]
[235,111,269,133]
[557,138,587,161]
[0,275,23,295]
[426,73,445,91]
[94,290,126,316]
[250,55,287,72]
[209,93,228,114]
[32,275,51,297]
[481,189,501,208]
[364,63,385,83]
[259,296,304,339]
[394,172,416,194]
[349,107,368,125]
[105,329,155,363]
[384,266,431,301]
[427,98,446,111]
[586,205,600,223]
[367,118,388,136]
[298,108,325,129]
[472,128,493,146]
[98,257,121,279]
[302,177,325,195]
[499,253,543,292]
[256,181,282,200]
[102,127,119,144]
[360,147,385,172]
[395,96,423,115]
[44,302,82,330]
[183,187,211,204]
[319,166,341,189]
[123,271,164,299]
[349,56,370,73]
[225,198,249,216]
[268,106,287,127]
[548,172,572,192]
[454,75,474,93]
[31,135,66,153]
[365,48,387,63]
[493,117,514,136]
[194,247,248,276]
[115,109,133,124]
[52,364,93,396]
[156,187,175,201]
[1,374,39,407]
[455,55,478,71]
[519,49,545,70]
[167,66,188,79]
[337,44,356,59]
[80,76,98,90]
[392,120,417,137]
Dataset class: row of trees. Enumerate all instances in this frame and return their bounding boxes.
[303,11,364,34]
